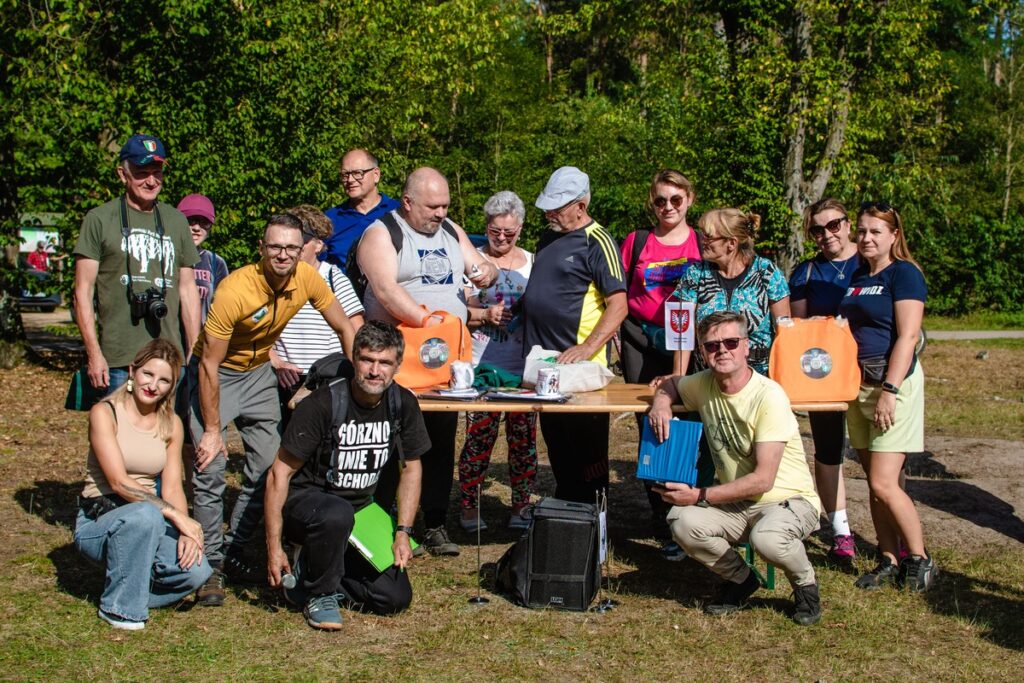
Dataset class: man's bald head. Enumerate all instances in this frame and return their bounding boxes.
[400,167,450,234]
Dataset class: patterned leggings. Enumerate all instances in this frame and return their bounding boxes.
[458,411,538,510]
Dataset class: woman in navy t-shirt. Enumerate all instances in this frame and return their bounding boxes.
[838,202,935,592]
[789,198,860,564]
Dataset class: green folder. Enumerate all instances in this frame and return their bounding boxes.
[349,502,419,572]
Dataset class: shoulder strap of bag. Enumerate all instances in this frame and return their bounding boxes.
[324,378,352,487]
[386,382,405,469]
[625,229,651,290]
[378,211,405,254]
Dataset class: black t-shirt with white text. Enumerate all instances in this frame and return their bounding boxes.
[282,382,429,509]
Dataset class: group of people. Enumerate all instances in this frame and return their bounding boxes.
[69,133,934,632]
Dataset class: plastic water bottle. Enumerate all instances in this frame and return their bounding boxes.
[281,572,297,589]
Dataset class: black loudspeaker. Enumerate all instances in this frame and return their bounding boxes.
[525,498,601,611]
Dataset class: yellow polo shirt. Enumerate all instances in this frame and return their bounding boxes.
[193,261,336,371]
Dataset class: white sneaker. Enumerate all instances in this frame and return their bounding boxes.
[98,608,145,630]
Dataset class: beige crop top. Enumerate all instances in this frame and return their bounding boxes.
[81,400,167,499]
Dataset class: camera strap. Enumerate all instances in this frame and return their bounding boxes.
[119,195,167,303]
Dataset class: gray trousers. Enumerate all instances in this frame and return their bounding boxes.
[189,360,281,565]
[668,496,819,588]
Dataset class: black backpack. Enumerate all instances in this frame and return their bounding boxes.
[345,211,460,299]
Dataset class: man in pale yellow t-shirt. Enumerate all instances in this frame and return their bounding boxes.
[649,310,822,626]
[188,212,356,606]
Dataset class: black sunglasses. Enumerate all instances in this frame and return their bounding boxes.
[860,201,895,213]
[809,217,846,238]
[701,337,746,354]
[653,195,686,210]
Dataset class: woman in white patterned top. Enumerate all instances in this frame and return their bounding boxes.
[270,205,365,428]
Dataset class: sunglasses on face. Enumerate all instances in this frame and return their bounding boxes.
[701,337,746,354]
[487,227,519,238]
[653,195,686,210]
[809,217,846,238]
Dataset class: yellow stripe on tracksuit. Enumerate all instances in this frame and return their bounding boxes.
[576,224,624,367]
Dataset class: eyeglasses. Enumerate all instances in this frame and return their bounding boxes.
[340,167,376,181]
[701,337,746,354]
[487,227,519,238]
[860,201,895,214]
[700,234,726,245]
[264,243,302,256]
[809,217,846,238]
[653,195,686,210]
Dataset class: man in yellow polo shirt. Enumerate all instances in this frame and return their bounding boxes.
[648,310,823,626]
[189,212,356,606]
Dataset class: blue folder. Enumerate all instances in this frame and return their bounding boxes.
[637,418,703,485]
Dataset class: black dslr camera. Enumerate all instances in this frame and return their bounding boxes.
[130,287,168,324]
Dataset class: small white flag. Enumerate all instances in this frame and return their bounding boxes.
[664,301,696,351]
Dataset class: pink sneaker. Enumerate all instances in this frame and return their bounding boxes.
[829,534,856,560]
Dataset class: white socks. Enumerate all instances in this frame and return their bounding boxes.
[829,509,851,537]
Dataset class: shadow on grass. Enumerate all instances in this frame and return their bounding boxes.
[902,451,1024,543]
[14,479,81,530]
[924,566,1024,652]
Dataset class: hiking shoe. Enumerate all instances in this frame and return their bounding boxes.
[791,583,822,626]
[854,557,899,590]
[97,608,145,631]
[704,571,760,615]
[223,553,264,585]
[196,569,226,607]
[304,594,343,631]
[508,505,532,530]
[459,511,488,533]
[411,543,426,558]
[661,541,687,562]
[900,553,937,593]
[422,526,460,556]
[828,534,856,562]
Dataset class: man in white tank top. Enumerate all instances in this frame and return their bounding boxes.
[357,167,497,556]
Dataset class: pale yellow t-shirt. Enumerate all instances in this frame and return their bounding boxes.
[675,370,821,514]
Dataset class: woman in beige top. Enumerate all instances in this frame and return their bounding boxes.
[74,339,211,630]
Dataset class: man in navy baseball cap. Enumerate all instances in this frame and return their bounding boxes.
[71,132,200,399]
[119,134,167,166]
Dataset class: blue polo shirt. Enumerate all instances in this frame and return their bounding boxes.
[321,193,400,271]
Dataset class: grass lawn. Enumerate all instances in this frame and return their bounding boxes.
[1,343,1023,681]
[924,310,1024,330]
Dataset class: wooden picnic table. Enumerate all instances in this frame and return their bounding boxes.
[416,382,847,414]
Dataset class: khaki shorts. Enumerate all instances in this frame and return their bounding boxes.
[847,362,924,453]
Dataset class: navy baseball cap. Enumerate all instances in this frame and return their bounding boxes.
[119,134,167,166]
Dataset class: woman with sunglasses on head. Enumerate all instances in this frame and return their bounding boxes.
[838,202,934,592]
[670,208,790,377]
[789,198,860,563]
[458,191,538,531]
[74,339,212,630]
[619,170,702,550]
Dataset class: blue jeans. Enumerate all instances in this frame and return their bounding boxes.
[74,502,212,622]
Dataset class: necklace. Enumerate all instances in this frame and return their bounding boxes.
[826,255,851,280]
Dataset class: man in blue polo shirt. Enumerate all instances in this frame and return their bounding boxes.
[322,149,399,271]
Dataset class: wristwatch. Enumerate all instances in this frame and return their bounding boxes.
[881,381,900,395]
[696,487,710,508]
[395,525,414,536]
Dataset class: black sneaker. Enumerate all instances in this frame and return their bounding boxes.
[704,571,760,615]
[791,582,821,626]
[854,557,899,590]
[421,526,460,556]
[223,553,264,585]
[196,569,226,607]
[900,553,937,592]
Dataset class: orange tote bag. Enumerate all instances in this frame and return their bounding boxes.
[769,317,860,403]
[393,309,472,390]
